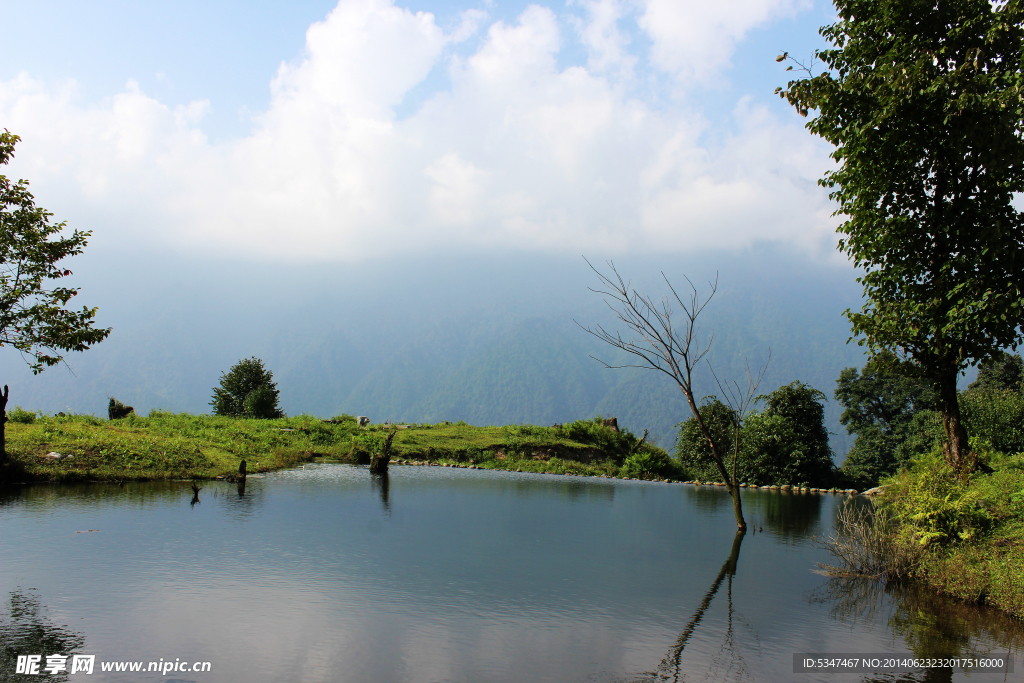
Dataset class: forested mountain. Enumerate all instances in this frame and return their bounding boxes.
[0,247,871,458]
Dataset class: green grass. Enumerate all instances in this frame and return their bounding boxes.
[0,412,678,483]
[880,446,1024,618]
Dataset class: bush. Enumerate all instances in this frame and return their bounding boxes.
[306,423,338,447]
[108,397,134,420]
[561,416,643,461]
[210,357,284,419]
[7,406,35,424]
[621,449,675,480]
[882,447,991,547]
[818,501,922,579]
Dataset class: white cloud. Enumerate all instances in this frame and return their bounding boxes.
[637,0,811,85]
[570,0,635,77]
[0,0,834,262]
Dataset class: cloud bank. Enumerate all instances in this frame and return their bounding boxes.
[0,0,834,262]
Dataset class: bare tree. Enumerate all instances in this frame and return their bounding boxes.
[578,259,753,531]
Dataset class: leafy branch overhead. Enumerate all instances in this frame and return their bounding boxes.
[0,130,111,373]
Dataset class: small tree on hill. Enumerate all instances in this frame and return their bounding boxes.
[0,131,111,466]
[211,357,283,419]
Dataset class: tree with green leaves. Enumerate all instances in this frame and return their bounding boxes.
[742,381,835,486]
[0,130,111,466]
[210,357,284,419]
[780,0,1024,475]
[674,398,736,482]
[968,350,1023,393]
[836,352,937,484]
[675,382,834,486]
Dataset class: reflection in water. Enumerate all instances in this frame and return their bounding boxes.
[190,482,202,509]
[371,472,390,514]
[216,478,262,520]
[743,490,824,539]
[810,578,1024,682]
[5,468,1024,683]
[686,485,731,514]
[630,530,752,683]
[0,590,85,682]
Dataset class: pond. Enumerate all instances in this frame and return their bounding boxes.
[1,466,1020,682]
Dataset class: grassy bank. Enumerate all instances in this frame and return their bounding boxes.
[0,411,676,483]
[839,445,1024,619]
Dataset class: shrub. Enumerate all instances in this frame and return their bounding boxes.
[306,424,338,447]
[7,406,35,424]
[621,449,675,480]
[818,501,922,579]
[210,357,284,419]
[108,397,134,420]
[562,416,642,461]
[882,447,991,547]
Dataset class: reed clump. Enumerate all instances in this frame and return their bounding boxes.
[818,501,922,580]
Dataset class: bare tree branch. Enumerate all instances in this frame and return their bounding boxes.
[576,258,748,531]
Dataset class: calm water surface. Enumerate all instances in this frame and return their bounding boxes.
[1,466,1020,682]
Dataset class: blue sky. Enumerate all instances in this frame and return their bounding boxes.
[0,0,842,263]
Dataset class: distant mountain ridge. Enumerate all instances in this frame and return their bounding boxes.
[0,248,869,458]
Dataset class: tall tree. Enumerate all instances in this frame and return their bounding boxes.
[780,0,1024,474]
[836,352,937,484]
[0,131,111,466]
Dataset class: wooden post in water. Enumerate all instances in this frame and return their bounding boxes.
[239,459,247,479]
[0,384,8,467]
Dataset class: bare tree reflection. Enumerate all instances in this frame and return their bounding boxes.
[0,590,85,682]
[628,530,753,682]
[190,481,201,508]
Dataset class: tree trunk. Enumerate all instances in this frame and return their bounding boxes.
[937,369,973,476]
[684,389,746,531]
[0,385,8,468]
